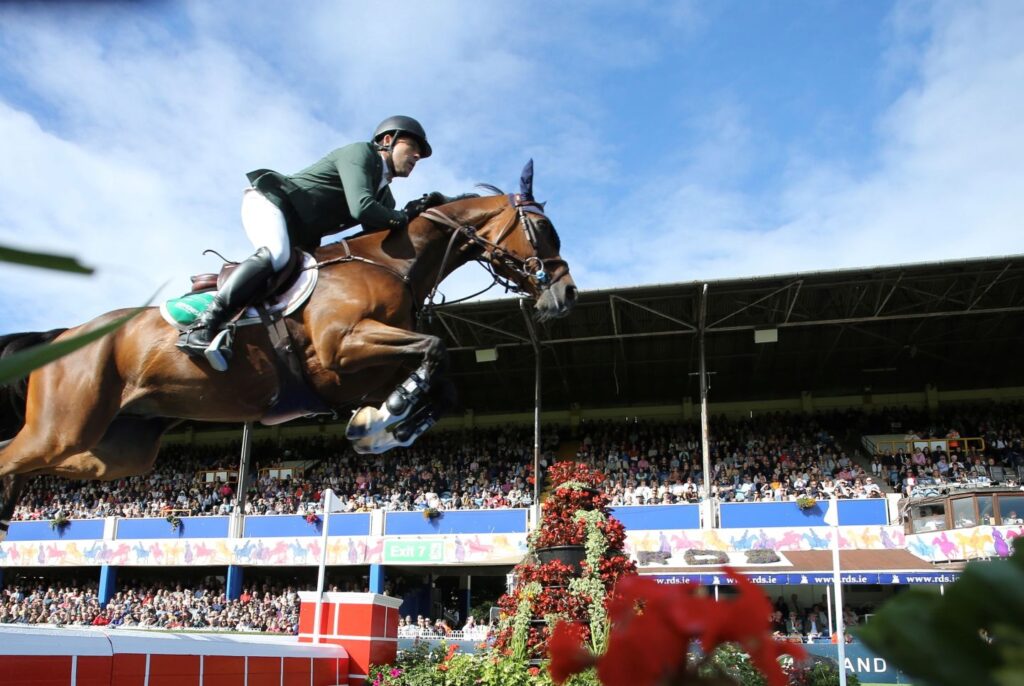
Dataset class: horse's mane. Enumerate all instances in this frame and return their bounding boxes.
[318,184,559,255]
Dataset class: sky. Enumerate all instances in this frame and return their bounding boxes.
[1,0,1022,332]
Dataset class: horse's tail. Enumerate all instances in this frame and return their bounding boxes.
[0,328,67,440]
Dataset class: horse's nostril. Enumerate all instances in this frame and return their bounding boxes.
[564,285,578,304]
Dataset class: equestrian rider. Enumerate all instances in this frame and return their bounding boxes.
[178,116,446,371]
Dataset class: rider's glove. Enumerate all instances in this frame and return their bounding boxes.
[404,192,449,221]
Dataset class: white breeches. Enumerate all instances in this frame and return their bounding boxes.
[241,188,291,271]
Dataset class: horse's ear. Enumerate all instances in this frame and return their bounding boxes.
[519,159,534,199]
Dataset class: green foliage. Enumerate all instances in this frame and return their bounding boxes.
[695,644,858,686]
[470,600,495,623]
[858,538,1024,686]
[0,246,93,274]
[697,644,768,686]
[787,659,861,686]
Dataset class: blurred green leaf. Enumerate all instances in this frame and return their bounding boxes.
[857,540,1024,686]
[0,246,94,274]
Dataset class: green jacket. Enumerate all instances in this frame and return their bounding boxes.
[247,142,408,252]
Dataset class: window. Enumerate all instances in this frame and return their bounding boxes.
[951,498,976,528]
[998,495,1024,525]
[912,504,947,533]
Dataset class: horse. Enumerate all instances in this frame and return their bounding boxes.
[0,161,576,539]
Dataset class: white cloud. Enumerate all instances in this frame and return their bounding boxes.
[582,0,1024,289]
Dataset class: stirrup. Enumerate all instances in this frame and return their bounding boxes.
[203,329,233,372]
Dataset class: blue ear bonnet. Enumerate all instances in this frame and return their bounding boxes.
[508,159,547,216]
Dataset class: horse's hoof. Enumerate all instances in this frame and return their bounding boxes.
[346,406,380,439]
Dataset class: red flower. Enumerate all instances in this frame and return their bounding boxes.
[548,621,594,684]
[549,570,808,686]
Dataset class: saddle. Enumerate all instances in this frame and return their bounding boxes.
[160,250,330,426]
[189,249,302,295]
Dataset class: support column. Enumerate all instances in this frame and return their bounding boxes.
[98,565,117,606]
[369,564,385,594]
[461,575,472,626]
[226,565,244,600]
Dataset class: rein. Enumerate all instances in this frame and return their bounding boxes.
[306,195,567,327]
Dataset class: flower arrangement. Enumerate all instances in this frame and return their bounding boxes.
[494,461,636,662]
[795,495,817,510]
[49,513,70,531]
[165,514,182,531]
[422,506,442,521]
[305,512,320,525]
[744,549,781,564]
[683,549,729,566]
[516,560,577,587]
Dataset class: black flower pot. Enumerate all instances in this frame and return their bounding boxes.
[536,544,587,570]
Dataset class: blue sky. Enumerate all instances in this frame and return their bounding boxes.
[1,1,1022,331]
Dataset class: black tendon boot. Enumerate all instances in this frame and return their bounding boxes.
[177,247,276,371]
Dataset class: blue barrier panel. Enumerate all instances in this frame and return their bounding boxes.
[243,513,372,538]
[385,509,527,535]
[720,499,888,528]
[115,516,230,539]
[5,519,105,542]
[835,499,889,525]
[610,505,700,530]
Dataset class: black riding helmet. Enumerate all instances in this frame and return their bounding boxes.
[372,115,432,158]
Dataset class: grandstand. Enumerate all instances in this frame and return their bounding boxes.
[2,255,1024,683]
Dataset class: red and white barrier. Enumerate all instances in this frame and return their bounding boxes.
[0,625,349,686]
[297,592,402,686]
[0,592,401,686]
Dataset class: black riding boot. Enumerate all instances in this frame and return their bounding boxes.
[177,247,276,371]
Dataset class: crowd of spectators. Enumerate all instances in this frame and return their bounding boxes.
[574,412,883,504]
[0,579,300,632]
[9,403,1024,522]
[863,403,1024,496]
[396,614,491,639]
[769,592,866,643]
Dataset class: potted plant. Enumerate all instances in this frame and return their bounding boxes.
[166,514,182,531]
[422,506,442,521]
[50,512,70,532]
[305,512,320,525]
[796,495,817,510]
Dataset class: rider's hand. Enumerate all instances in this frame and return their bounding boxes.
[404,192,448,221]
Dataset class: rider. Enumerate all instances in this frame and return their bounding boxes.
[178,115,446,371]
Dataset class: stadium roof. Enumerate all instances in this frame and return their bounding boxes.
[424,255,1024,414]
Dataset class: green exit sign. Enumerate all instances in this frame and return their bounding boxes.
[383,540,444,563]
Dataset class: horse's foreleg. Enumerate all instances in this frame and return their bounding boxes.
[327,319,446,375]
[326,320,448,453]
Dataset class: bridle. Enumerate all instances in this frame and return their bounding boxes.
[419,194,569,308]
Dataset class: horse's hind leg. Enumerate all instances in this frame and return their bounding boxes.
[0,337,124,482]
[0,438,25,541]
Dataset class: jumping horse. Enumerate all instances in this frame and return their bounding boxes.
[0,161,576,538]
